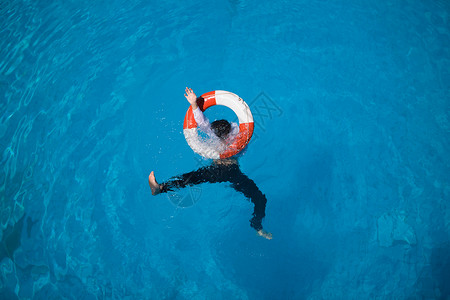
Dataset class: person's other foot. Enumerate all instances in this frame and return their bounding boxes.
[257,229,273,240]
[148,171,161,195]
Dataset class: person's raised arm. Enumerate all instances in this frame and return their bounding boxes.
[185,87,214,136]
[184,87,198,110]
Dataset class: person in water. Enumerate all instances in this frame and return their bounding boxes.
[148,87,272,240]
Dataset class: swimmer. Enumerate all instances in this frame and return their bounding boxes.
[149,87,272,240]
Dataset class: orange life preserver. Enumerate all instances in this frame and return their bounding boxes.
[183,90,254,159]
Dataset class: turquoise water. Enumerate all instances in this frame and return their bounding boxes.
[1,0,449,299]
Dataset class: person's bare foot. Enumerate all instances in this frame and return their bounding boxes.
[148,171,161,195]
[257,229,273,240]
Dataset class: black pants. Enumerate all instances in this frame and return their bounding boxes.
[160,162,267,231]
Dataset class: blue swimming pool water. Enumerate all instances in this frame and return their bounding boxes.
[1,0,449,298]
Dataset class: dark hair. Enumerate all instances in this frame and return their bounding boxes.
[211,119,231,140]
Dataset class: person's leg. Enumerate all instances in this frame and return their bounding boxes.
[149,164,227,195]
[225,165,268,235]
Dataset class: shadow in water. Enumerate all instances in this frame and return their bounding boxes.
[431,242,450,298]
[0,215,25,261]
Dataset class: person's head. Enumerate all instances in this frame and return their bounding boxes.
[211,119,231,140]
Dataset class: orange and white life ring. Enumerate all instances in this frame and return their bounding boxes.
[183,90,254,159]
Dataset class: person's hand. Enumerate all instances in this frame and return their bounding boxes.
[257,229,273,240]
[184,87,198,109]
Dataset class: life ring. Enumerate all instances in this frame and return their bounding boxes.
[183,90,254,159]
